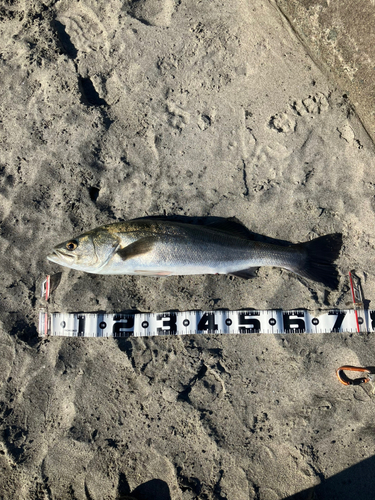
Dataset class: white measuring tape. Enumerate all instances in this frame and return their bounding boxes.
[38,308,374,337]
[39,272,372,338]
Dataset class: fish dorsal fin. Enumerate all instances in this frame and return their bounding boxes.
[206,217,255,240]
[117,237,156,261]
[129,216,255,240]
[229,267,259,279]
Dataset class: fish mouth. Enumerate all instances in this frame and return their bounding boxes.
[47,249,75,264]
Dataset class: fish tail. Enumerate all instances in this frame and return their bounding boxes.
[294,233,343,290]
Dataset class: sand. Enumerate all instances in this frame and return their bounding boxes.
[1,0,375,498]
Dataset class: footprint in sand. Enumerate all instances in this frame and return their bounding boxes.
[166,100,191,131]
[128,0,176,27]
[269,91,330,134]
[56,3,109,56]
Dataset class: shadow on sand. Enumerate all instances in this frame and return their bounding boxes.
[117,478,171,500]
[285,455,375,500]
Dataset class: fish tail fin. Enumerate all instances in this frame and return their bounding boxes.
[294,233,343,290]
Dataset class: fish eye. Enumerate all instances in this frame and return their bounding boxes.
[66,240,78,251]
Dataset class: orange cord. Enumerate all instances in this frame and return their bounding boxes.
[336,366,371,386]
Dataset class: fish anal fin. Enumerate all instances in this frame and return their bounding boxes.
[117,237,156,261]
[229,267,259,279]
[134,270,172,276]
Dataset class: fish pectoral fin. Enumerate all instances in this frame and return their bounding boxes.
[229,267,260,279]
[116,237,157,261]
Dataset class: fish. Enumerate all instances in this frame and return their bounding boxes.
[47,217,343,289]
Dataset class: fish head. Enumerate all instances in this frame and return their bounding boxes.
[47,229,120,273]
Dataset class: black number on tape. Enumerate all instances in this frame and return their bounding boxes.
[113,316,135,336]
[283,312,305,333]
[78,315,85,337]
[238,312,260,333]
[329,311,346,332]
[157,313,177,335]
[371,311,375,330]
[197,313,218,332]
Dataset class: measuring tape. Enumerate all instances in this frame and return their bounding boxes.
[39,273,375,387]
[38,308,374,338]
[38,272,372,337]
